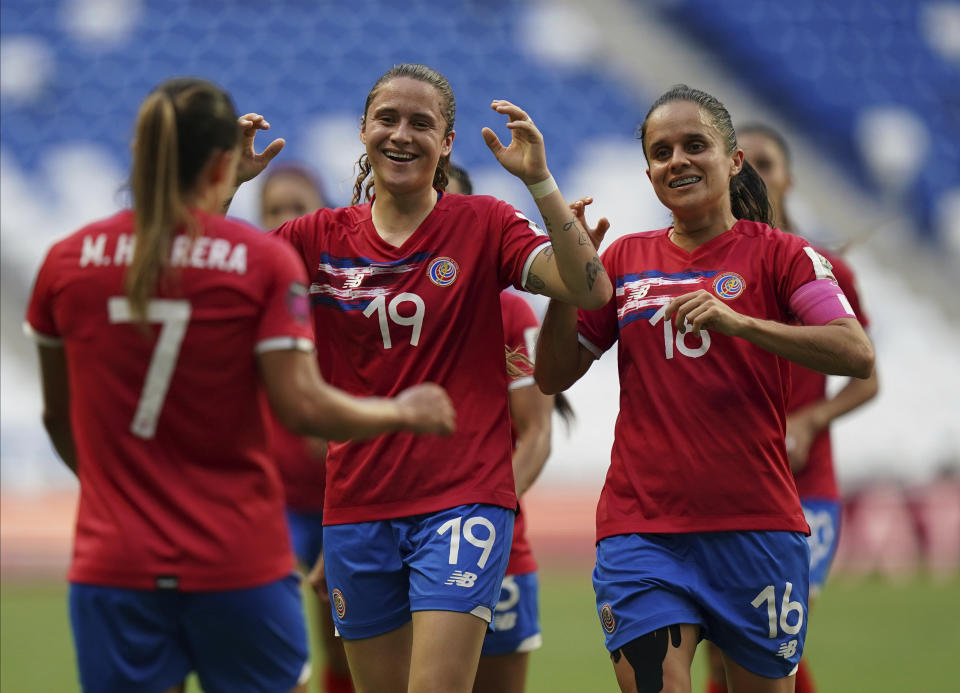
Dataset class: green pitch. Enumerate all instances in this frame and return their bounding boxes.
[2,572,957,692]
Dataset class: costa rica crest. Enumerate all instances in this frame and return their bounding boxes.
[331,588,346,619]
[713,271,745,300]
[600,603,616,633]
[427,256,459,286]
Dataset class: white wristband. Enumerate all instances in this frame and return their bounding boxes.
[527,175,558,199]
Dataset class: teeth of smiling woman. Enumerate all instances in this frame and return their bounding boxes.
[669,176,701,188]
[385,151,415,161]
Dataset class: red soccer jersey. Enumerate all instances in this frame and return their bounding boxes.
[24,210,315,590]
[269,413,326,512]
[501,290,540,575]
[578,220,838,541]
[272,193,550,524]
[789,247,869,501]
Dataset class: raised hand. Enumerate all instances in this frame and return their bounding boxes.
[481,100,550,185]
[236,113,285,185]
[569,196,611,251]
[395,383,456,435]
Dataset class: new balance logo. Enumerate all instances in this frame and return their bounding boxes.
[777,639,798,658]
[343,272,367,289]
[444,570,478,587]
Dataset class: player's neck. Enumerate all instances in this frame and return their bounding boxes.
[670,210,737,251]
[370,186,438,248]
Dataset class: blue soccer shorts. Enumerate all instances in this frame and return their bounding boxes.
[322,503,514,640]
[286,508,325,568]
[593,531,810,679]
[69,574,309,693]
[801,498,842,596]
[481,571,542,656]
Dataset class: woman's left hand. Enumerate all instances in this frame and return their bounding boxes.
[482,100,550,185]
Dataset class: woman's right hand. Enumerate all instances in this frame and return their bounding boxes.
[394,383,457,435]
[236,113,286,185]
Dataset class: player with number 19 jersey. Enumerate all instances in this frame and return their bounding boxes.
[272,193,550,524]
[578,219,856,541]
[24,209,315,591]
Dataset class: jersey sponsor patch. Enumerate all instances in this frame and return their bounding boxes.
[427,256,459,287]
[331,588,346,619]
[600,602,616,633]
[713,271,745,300]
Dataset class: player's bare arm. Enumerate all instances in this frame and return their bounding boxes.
[664,290,874,378]
[36,344,77,474]
[482,100,612,310]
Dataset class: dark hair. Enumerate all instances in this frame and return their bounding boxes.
[352,64,456,205]
[738,122,792,166]
[260,162,328,216]
[446,162,473,195]
[128,77,239,323]
[736,122,797,232]
[638,84,773,226]
[554,392,575,429]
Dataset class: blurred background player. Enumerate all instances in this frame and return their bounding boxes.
[23,77,455,693]
[703,123,881,693]
[259,163,355,693]
[447,163,574,693]
[229,63,612,693]
[535,84,874,693]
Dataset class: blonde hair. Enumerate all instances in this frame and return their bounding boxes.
[127,78,238,323]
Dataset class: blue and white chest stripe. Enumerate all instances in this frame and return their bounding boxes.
[616,269,719,328]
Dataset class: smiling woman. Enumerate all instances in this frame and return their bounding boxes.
[534,84,875,693]
[225,63,612,693]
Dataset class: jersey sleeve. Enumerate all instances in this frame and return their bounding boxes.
[494,199,552,290]
[827,252,870,328]
[501,293,540,389]
[269,208,327,276]
[576,244,620,358]
[23,244,64,346]
[254,238,317,354]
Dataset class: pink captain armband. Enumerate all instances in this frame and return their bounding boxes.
[788,279,856,326]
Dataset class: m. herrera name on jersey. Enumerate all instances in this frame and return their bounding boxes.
[79,233,248,274]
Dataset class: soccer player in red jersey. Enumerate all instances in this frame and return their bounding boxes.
[535,85,875,693]
[24,78,454,693]
[702,124,880,693]
[260,164,356,693]
[447,163,571,693]
[228,64,613,693]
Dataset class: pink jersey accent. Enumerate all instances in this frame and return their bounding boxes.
[501,290,540,576]
[789,248,870,500]
[789,279,855,326]
[271,193,550,524]
[578,220,818,541]
[25,210,315,590]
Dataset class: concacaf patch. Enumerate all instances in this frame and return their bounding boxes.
[287,282,309,323]
[427,256,459,287]
[713,271,745,300]
[331,588,346,619]
[600,603,616,633]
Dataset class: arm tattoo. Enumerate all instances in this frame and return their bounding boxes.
[542,246,555,261]
[578,231,589,246]
[526,271,546,293]
[585,257,604,292]
[562,218,578,233]
[542,214,554,235]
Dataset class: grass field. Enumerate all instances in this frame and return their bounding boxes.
[2,572,957,692]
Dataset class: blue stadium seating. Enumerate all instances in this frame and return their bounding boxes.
[652,0,960,243]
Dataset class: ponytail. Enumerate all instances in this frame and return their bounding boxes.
[128,90,187,324]
[126,78,239,324]
[730,159,774,226]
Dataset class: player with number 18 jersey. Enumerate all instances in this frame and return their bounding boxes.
[578,219,857,540]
